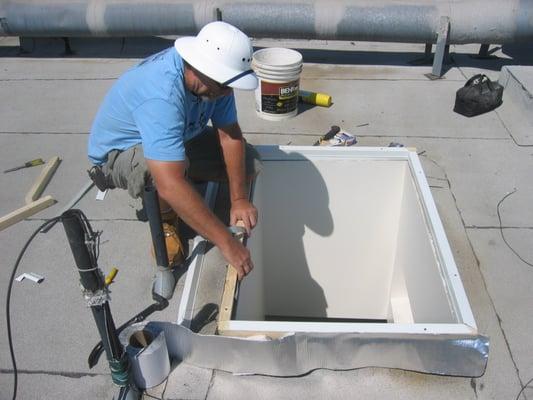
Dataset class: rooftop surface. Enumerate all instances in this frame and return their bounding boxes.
[1,36,533,400]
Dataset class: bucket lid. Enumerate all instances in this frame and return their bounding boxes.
[251,60,303,75]
[252,48,303,69]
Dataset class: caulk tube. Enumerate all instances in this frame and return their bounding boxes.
[299,90,332,107]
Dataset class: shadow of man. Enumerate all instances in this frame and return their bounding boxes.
[239,149,334,321]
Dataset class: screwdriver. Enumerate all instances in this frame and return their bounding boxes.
[4,158,45,173]
[313,125,340,146]
[105,267,119,286]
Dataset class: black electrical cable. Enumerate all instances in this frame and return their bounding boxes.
[7,209,161,398]
[64,210,133,387]
[73,208,101,267]
[6,217,61,400]
[497,190,533,400]
[515,376,533,400]
[102,305,116,359]
[497,189,533,268]
[7,210,101,400]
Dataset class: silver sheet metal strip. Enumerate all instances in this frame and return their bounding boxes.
[123,329,170,389]
[120,321,489,383]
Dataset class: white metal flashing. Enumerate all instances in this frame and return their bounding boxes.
[220,321,477,335]
[407,151,477,328]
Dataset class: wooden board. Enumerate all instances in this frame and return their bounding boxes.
[0,195,56,231]
[217,321,288,339]
[25,156,61,204]
[218,266,239,324]
[217,221,245,327]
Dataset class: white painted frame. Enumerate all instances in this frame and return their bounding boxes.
[179,147,478,337]
[177,182,219,327]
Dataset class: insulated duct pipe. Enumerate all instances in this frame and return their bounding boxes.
[62,209,141,400]
[0,0,532,44]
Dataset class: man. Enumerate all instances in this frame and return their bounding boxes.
[88,22,259,297]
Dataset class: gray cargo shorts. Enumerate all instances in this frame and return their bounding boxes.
[100,127,262,199]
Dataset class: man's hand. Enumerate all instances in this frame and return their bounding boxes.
[220,235,254,281]
[230,199,258,235]
[147,158,256,281]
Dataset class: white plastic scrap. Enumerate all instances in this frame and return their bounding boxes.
[15,272,44,284]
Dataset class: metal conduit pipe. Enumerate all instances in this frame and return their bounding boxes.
[0,0,532,44]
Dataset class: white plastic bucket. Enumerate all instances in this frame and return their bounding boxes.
[252,48,303,120]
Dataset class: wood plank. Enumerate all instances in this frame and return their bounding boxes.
[217,321,289,339]
[0,195,56,231]
[217,221,246,326]
[25,156,61,204]
[218,266,238,324]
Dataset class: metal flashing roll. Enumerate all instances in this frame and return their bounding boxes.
[120,320,489,379]
[119,324,170,389]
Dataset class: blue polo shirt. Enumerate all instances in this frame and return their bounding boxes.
[88,47,237,165]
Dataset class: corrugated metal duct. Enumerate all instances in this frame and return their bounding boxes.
[1,0,532,44]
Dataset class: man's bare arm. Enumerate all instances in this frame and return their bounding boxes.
[146,159,253,280]
[217,122,258,234]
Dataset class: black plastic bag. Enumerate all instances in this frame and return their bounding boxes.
[454,74,503,117]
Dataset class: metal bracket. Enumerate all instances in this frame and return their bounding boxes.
[0,17,9,35]
[471,43,499,60]
[83,286,111,307]
[424,43,432,59]
[478,44,490,57]
[19,37,35,54]
[15,272,44,284]
[408,43,435,66]
[425,16,450,80]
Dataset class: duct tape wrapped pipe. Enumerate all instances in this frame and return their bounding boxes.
[119,324,170,389]
[120,321,489,381]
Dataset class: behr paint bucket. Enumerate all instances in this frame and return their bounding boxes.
[252,47,303,120]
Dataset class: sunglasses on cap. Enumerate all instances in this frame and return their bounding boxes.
[212,69,255,90]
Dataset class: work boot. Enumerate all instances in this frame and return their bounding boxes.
[151,222,185,267]
[164,222,185,266]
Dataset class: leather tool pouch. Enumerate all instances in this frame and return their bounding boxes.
[88,165,115,191]
[454,74,503,117]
